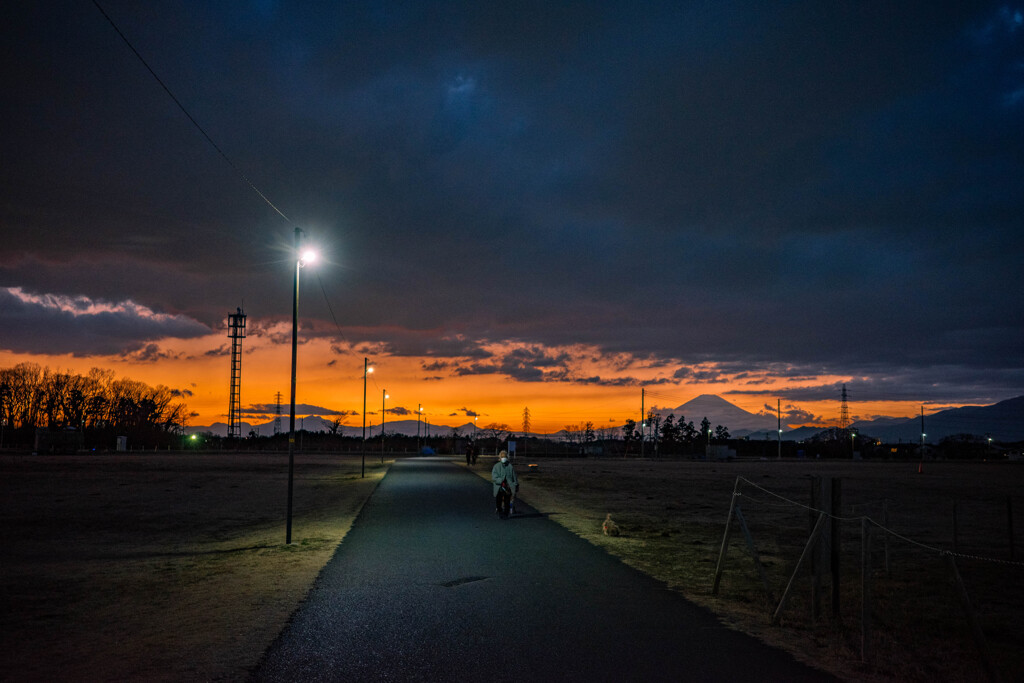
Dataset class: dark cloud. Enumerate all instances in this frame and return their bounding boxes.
[1,2,1021,406]
[247,403,353,417]
[387,406,414,416]
[0,287,210,356]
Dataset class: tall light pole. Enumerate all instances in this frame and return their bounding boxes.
[286,227,315,545]
[417,404,423,454]
[381,389,389,463]
[362,358,373,478]
[777,398,782,460]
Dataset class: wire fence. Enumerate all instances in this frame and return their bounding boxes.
[713,473,1023,682]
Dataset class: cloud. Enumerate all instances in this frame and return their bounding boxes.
[1,2,1021,412]
[387,406,414,416]
[0,287,210,356]
[246,402,353,417]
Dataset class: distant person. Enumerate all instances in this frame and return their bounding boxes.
[491,450,519,519]
[465,442,473,466]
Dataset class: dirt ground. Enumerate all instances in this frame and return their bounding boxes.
[483,456,1024,683]
[3,453,1022,682]
[0,452,387,682]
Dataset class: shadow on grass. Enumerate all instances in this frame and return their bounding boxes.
[509,512,560,519]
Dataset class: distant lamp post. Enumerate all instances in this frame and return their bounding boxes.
[381,390,389,464]
[362,358,373,478]
[287,227,316,545]
[417,404,423,454]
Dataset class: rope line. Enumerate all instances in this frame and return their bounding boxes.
[316,272,349,347]
[734,476,1024,568]
[91,0,292,224]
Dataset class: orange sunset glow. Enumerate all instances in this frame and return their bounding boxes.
[0,326,935,435]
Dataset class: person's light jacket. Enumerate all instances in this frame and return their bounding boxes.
[491,460,518,497]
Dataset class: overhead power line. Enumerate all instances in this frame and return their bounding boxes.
[90,0,292,224]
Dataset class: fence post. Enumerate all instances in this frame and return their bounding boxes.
[861,517,873,665]
[946,553,1002,683]
[811,477,828,622]
[831,477,842,619]
[712,477,741,595]
[735,504,775,605]
[953,500,960,554]
[883,499,891,576]
[773,512,828,626]
[1008,496,1015,561]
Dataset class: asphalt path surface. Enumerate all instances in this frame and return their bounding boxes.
[252,457,835,682]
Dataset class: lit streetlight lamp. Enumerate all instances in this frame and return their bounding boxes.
[286,227,316,545]
[362,358,373,478]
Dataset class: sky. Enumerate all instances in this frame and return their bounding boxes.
[1,1,1022,434]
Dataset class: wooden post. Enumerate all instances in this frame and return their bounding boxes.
[811,477,827,622]
[773,512,828,626]
[735,505,775,605]
[953,500,960,554]
[946,554,1002,683]
[861,518,873,664]
[831,478,842,619]
[883,499,891,576]
[1008,496,1015,561]
[712,477,741,595]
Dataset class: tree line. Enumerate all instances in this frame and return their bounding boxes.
[0,363,190,450]
[560,412,730,456]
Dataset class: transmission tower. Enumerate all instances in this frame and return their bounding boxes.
[839,383,850,433]
[227,307,247,439]
[273,392,283,435]
[522,406,531,436]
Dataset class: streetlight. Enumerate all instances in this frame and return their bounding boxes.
[287,227,315,545]
[417,404,423,454]
[381,389,389,464]
[362,358,373,478]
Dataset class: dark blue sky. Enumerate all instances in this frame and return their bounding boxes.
[1,1,1022,412]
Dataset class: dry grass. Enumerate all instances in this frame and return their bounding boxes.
[4,454,1022,682]
[479,457,1024,683]
[0,453,388,682]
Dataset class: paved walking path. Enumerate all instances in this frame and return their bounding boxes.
[252,457,835,682]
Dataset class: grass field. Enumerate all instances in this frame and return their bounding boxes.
[0,453,388,681]
[2,453,1021,682]
[492,456,1024,683]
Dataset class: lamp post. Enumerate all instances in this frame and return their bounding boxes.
[286,227,315,545]
[777,398,782,460]
[362,358,373,478]
[381,389,389,464]
[417,404,423,454]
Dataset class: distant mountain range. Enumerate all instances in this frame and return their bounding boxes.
[188,394,1024,444]
[740,395,1024,444]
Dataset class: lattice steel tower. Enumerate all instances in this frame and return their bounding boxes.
[227,307,247,439]
[273,392,283,435]
[839,383,850,433]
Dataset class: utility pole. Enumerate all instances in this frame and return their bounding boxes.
[777,398,782,460]
[641,387,645,458]
[522,406,531,457]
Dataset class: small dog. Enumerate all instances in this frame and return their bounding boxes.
[602,513,620,537]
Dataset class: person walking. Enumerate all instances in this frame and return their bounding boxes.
[491,450,518,519]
